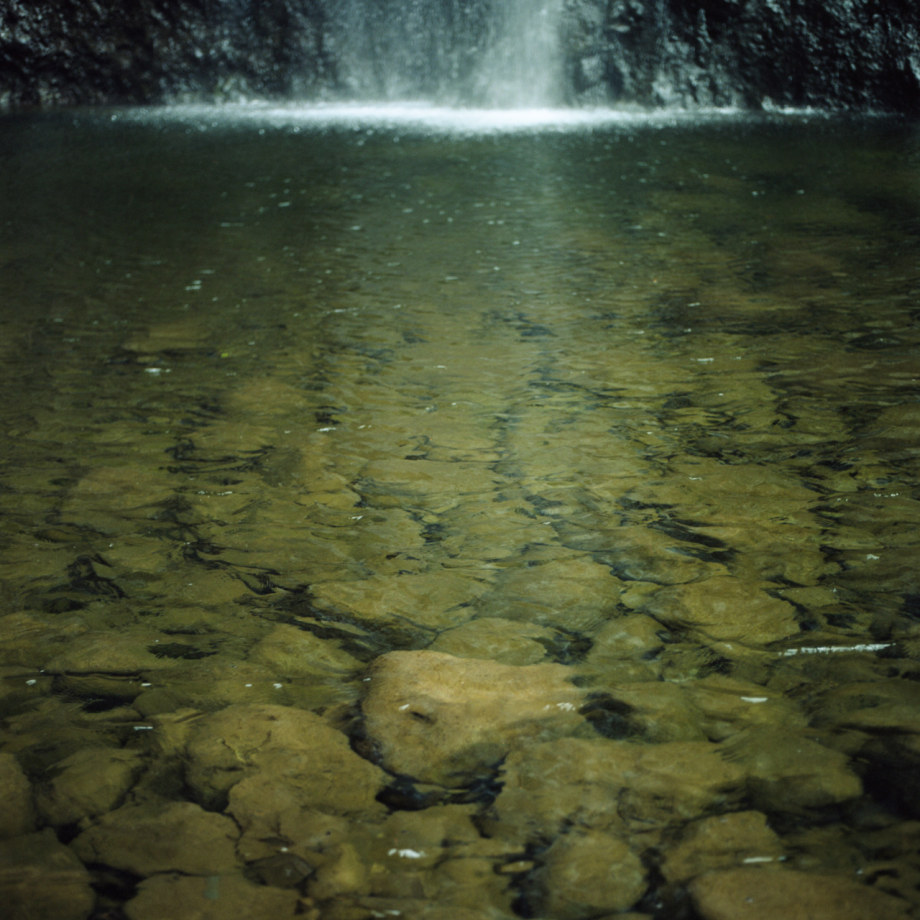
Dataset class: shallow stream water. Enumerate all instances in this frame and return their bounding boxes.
[1,105,919,919]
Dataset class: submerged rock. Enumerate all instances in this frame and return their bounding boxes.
[428,616,555,665]
[644,576,800,645]
[486,737,746,842]
[72,800,239,875]
[689,866,907,920]
[35,747,143,829]
[233,795,351,866]
[124,872,302,920]
[600,524,719,586]
[248,624,363,677]
[0,829,94,920]
[43,630,185,674]
[584,613,666,660]
[0,753,35,838]
[184,703,387,816]
[318,901,514,920]
[491,554,622,632]
[311,570,488,633]
[660,811,784,883]
[585,681,708,742]
[0,612,88,669]
[378,805,482,864]
[532,829,648,918]
[812,677,920,735]
[722,728,862,812]
[361,650,586,786]
[687,675,808,741]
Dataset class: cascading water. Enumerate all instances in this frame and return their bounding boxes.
[328,0,566,107]
[471,0,566,106]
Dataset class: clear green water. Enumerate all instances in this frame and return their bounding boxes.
[1,107,919,916]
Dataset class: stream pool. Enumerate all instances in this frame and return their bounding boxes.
[1,105,919,919]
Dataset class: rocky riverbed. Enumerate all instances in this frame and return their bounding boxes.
[1,636,918,918]
[0,110,919,918]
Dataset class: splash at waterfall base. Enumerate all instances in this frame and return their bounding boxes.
[1,0,919,112]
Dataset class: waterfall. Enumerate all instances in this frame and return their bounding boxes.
[472,0,565,106]
[328,0,565,107]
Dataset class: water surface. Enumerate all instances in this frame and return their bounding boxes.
[1,106,919,917]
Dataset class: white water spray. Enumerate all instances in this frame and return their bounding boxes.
[473,0,565,107]
[328,0,566,108]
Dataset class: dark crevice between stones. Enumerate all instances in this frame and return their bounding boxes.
[36,594,87,613]
[696,654,733,677]
[79,695,137,713]
[640,870,700,920]
[164,438,274,475]
[63,554,126,598]
[50,671,144,711]
[147,642,219,660]
[860,738,920,821]
[650,518,731,551]
[824,611,859,629]
[185,778,234,815]
[375,763,506,813]
[534,627,592,664]
[245,851,315,891]
[348,701,382,767]
[376,774,445,812]
[451,765,505,807]
[86,864,141,920]
[579,692,640,740]
[902,594,920,620]
[265,609,392,662]
[259,585,431,660]
[181,541,286,596]
[507,836,554,919]
[672,544,735,566]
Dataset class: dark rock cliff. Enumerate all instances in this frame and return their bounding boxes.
[564,0,920,112]
[1,0,918,112]
[0,0,333,107]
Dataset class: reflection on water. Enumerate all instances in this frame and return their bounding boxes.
[0,107,919,918]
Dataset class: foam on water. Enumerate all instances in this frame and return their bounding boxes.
[112,100,763,135]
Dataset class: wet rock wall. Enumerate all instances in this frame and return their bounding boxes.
[564,0,920,111]
[0,0,334,108]
[1,0,918,112]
